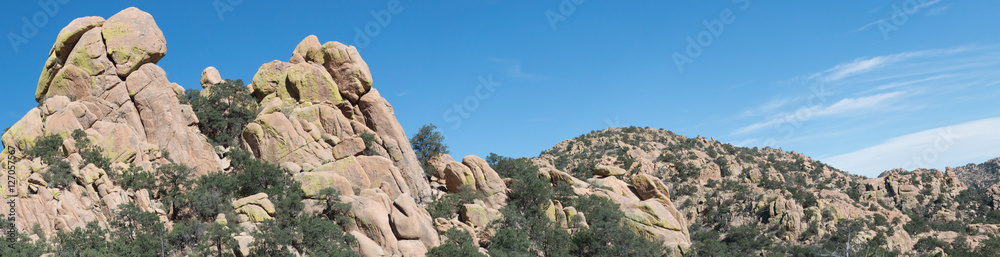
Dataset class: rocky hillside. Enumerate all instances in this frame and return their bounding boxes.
[533,127,1000,256]
[950,157,1000,189]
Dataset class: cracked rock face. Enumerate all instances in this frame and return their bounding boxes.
[2,7,221,238]
[20,7,219,174]
[239,35,441,255]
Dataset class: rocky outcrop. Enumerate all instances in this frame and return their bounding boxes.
[951,159,1000,189]
[233,193,276,222]
[238,35,440,255]
[342,190,439,257]
[2,7,219,239]
[241,35,431,204]
[428,154,509,208]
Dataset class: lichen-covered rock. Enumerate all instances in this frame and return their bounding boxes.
[460,203,502,229]
[286,62,343,104]
[49,16,105,67]
[443,161,476,192]
[233,193,276,222]
[294,172,355,198]
[102,7,166,78]
[318,41,372,104]
[66,28,114,77]
[45,64,94,101]
[462,155,506,196]
[587,176,638,201]
[38,16,105,102]
[250,60,292,101]
[594,164,627,177]
[1,108,45,152]
[130,63,220,172]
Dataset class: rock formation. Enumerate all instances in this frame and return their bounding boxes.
[2,7,220,238]
[237,35,442,256]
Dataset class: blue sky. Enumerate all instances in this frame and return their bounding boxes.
[2,1,1000,177]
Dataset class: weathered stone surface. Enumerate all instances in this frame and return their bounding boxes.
[427,154,454,179]
[622,200,690,253]
[44,64,93,102]
[49,16,106,67]
[37,16,106,102]
[234,235,253,257]
[237,205,273,222]
[294,172,355,198]
[103,7,167,78]
[463,155,506,195]
[434,217,479,246]
[233,193,276,214]
[66,28,114,77]
[200,66,223,88]
[398,240,430,257]
[286,62,343,104]
[389,193,440,248]
[242,112,333,166]
[319,41,372,103]
[594,164,627,177]
[294,35,324,63]
[130,63,220,172]
[587,176,639,201]
[333,136,366,159]
[249,60,292,101]
[1,108,45,152]
[358,88,432,202]
[357,156,410,199]
[315,156,369,191]
[443,161,476,192]
[460,203,501,228]
[346,190,399,256]
[352,231,387,257]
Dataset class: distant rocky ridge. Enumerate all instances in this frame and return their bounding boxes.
[533,127,1000,255]
[949,157,1000,189]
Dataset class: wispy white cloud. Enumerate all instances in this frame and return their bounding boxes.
[925,6,949,16]
[732,91,905,135]
[824,117,1000,177]
[489,58,545,80]
[868,74,954,92]
[732,138,759,147]
[814,46,969,82]
[855,0,941,32]
[816,91,903,116]
[740,97,791,117]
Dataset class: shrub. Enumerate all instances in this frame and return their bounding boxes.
[360,132,377,156]
[189,79,259,148]
[410,124,449,175]
[71,129,111,171]
[427,228,486,257]
[428,185,478,219]
[113,164,156,192]
[571,195,669,257]
[914,237,949,253]
[489,155,573,256]
[25,133,63,161]
[23,134,76,188]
